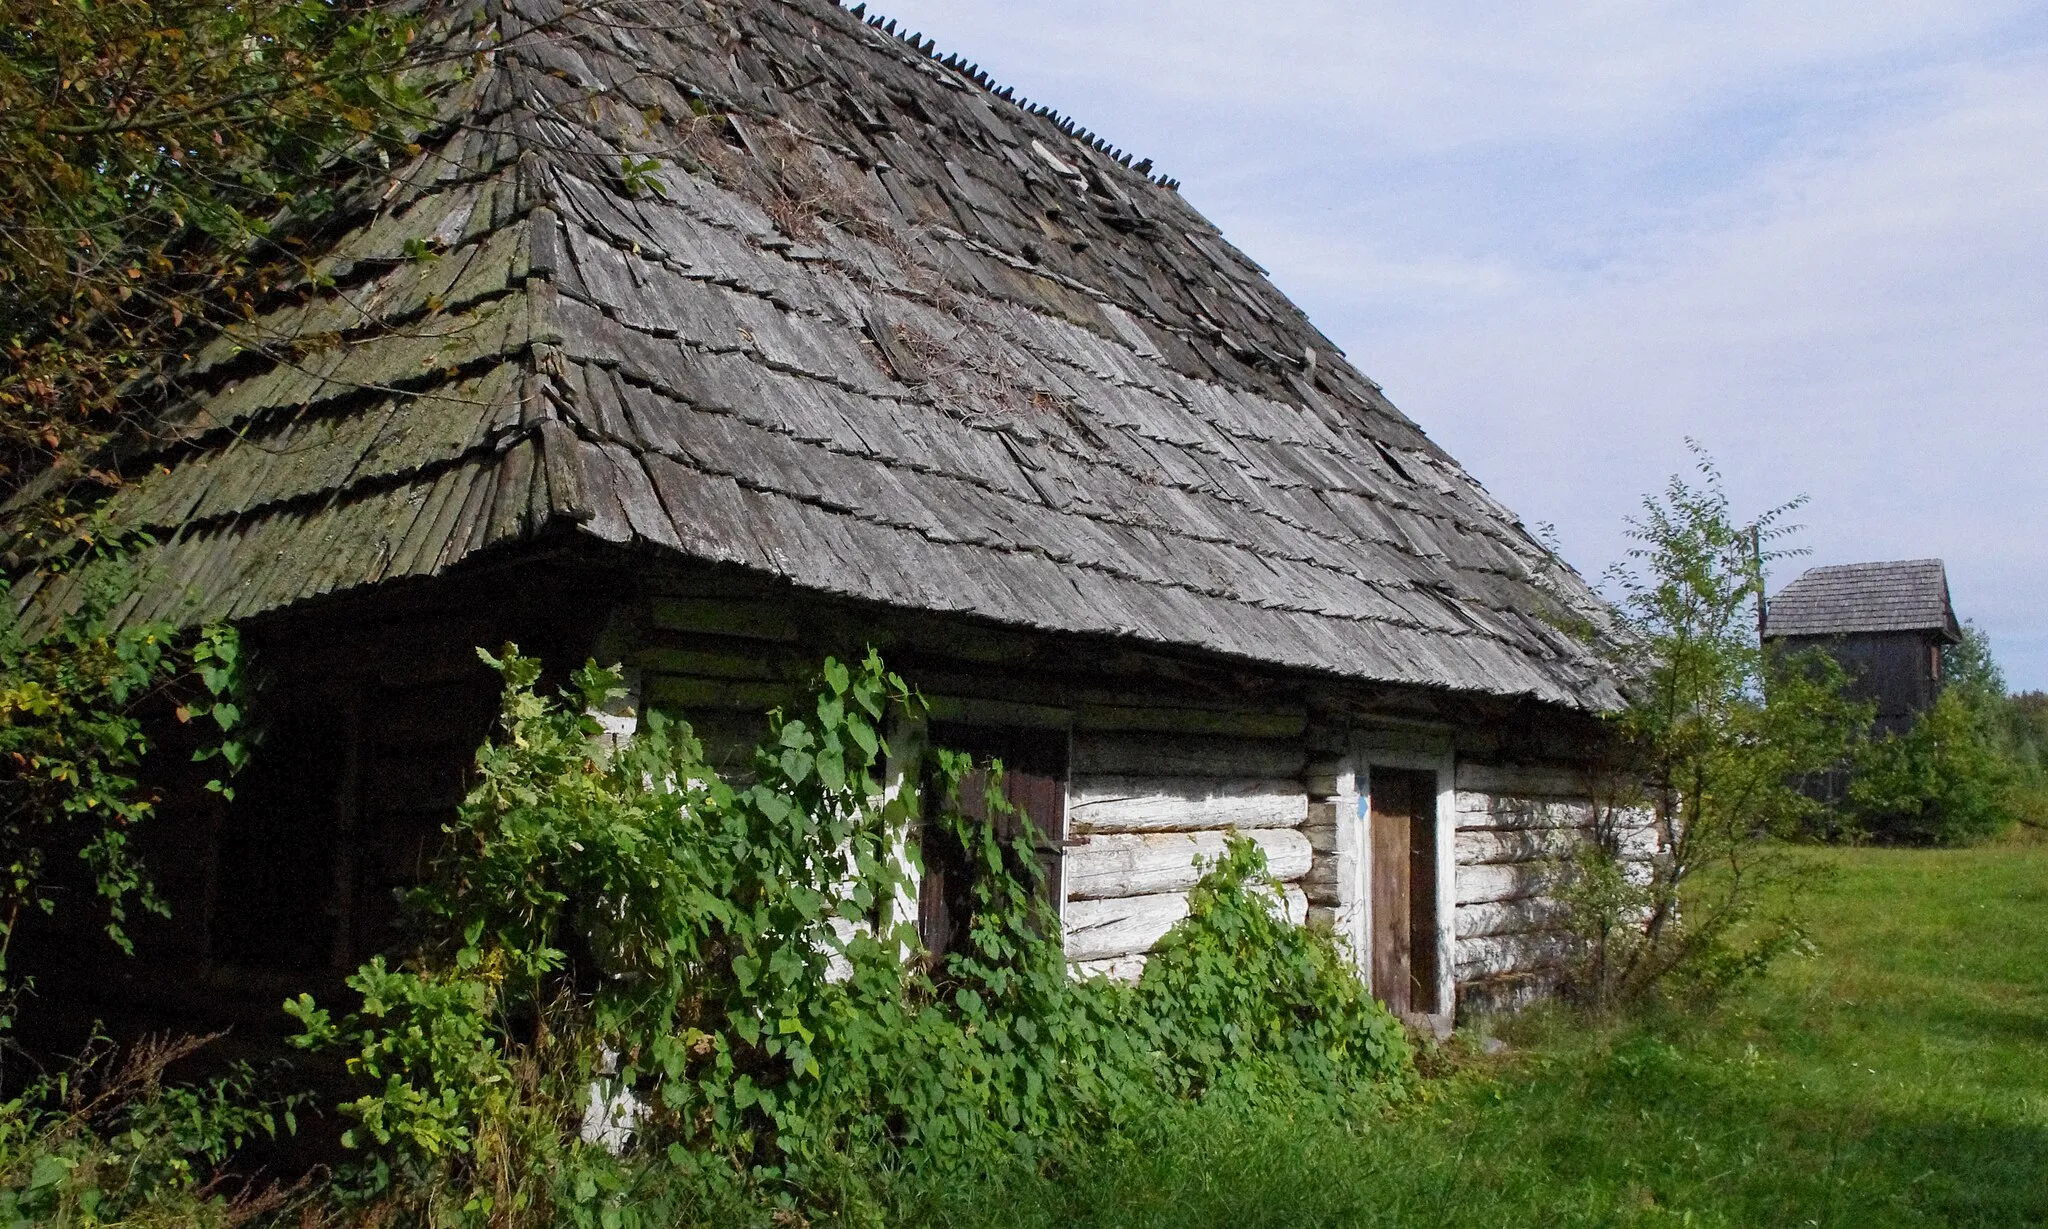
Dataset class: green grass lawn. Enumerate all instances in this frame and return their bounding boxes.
[897,844,2048,1228]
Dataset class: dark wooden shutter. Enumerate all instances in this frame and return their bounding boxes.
[918,723,1068,961]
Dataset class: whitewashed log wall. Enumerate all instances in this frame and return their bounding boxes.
[1063,730,1310,979]
[1451,762,1658,1015]
[625,603,1642,1016]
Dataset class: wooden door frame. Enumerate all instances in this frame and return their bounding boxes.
[1351,734,1456,1027]
[908,702,1075,957]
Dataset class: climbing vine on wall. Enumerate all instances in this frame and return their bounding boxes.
[288,647,1412,1226]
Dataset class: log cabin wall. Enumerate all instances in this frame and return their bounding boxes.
[622,567,1637,1016]
[1451,762,1658,1015]
[617,569,1325,983]
[1063,727,1312,979]
[8,560,621,1063]
[15,552,1632,1058]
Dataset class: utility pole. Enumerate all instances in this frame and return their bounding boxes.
[1748,526,1768,641]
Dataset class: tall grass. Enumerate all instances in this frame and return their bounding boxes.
[881,844,2048,1229]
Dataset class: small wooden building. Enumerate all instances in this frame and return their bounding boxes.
[21,0,1644,1035]
[1764,560,1961,735]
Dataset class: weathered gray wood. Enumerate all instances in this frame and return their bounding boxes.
[1457,822,1660,865]
[79,0,1635,737]
[924,694,1072,731]
[1457,896,1573,939]
[1458,967,1566,1017]
[1457,827,1582,865]
[1455,861,1560,906]
[1068,954,1148,982]
[1353,724,1453,758]
[1064,892,1188,963]
[1064,829,1311,900]
[1074,702,1306,739]
[1456,763,1597,798]
[1301,856,1345,906]
[1068,776,1307,834]
[1071,733,1307,780]
[1302,815,1340,854]
[643,674,796,715]
[1456,795,1597,831]
[1063,883,1308,962]
[1455,930,1577,979]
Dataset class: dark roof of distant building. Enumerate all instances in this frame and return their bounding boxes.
[23,0,1625,711]
[1765,559,1960,641]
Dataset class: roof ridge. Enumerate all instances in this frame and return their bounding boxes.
[1798,557,1946,572]
[829,1,1182,191]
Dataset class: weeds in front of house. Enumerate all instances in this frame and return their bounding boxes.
[0,640,1409,1225]
[0,1032,305,1228]
[275,648,1411,1226]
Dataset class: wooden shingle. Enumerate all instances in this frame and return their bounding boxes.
[57,0,1627,712]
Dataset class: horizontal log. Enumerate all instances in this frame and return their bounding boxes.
[1354,726,1453,758]
[646,597,799,642]
[1300,853,1354,906]
[1457,968,1566,1017]
[1456,929,1577,980]
[1069,954,1148,982]
[1064,829,1312,900]
[1062,884,1310,962]
[643,675,795,715]
[1456,796,1597,830]
[923,694,1072,730]
[1457,896,1574,939]
[629,645,782,682]
[1458,826,1662,866]
[1456,861,1559,906]
[1303,819,1341,855]
[1068,777,1307,834]
[1064,892,1187,962]
[1455,763,1594,797]
[1072,732,1306,780]
[1076,702,1306,739]
[1616,825,1662,859]
[1458,827,1581,865]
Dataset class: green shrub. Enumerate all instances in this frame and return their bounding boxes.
[1848,688,2014,845]
[1136,837,1410,1106]
[0,556,247,1026]
[1576,448,1865,1008]
[0,1034,302,1228]
[288,648,1411,1225]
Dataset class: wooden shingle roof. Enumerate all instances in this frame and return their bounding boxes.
[44,0,1625,711]
[1765,560,1960,642]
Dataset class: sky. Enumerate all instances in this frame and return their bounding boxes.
[868,0,2048,690]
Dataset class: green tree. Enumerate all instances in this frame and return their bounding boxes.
[1568,446,1867,1006]
[0,0,429,542]
[1846,623,2025,844]
[0,559,246,1029]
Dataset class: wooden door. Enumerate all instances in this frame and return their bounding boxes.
[919,724,1067,962]
[1369,767,1438,1016]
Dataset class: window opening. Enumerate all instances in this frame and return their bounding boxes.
[918,722,1067,962]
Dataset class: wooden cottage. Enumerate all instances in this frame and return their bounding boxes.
[1764,560,1961,735]
[21,0,1644,1035]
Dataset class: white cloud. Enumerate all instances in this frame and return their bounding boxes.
[871,1,2048,685]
